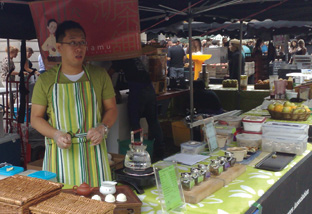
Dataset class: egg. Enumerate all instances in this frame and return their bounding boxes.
[91,194,102,201]
[116,193,127,202]
[105,194,115,203]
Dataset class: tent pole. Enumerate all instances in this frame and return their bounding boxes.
[237,20,243,110]
[188,2,194,140]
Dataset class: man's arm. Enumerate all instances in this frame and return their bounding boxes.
[86,97,118,146]
[31,104,71,149]
[101,97,118,128]
[31,104,56,138]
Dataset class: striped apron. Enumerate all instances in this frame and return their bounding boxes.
[43,64,111,187]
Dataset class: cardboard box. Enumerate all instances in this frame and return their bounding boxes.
[27,159,43,171]
[171,120,191,146]
[109,153,125,171]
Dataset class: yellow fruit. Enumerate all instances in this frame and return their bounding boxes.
[282,107,292,113]
[305,107,311,112]
[268,104,275,111]
[274,104,284,112]
[284,101,292,107]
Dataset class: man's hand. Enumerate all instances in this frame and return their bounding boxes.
[54,130,72,149]
[87,125,106,146]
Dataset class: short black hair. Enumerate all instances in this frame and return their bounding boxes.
[55,20,86,42]
[47,19,57,27]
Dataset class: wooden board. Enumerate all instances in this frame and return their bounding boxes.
[62,185,142,214]
[183,164,246,204]
[183,178,223,204]
[212,163,247,185]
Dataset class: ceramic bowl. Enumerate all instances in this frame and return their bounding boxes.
[100,181,117,195]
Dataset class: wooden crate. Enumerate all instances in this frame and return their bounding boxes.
[30,192,115,214]
[62,185,141,214]
[0,175,63,214]
[152,79,167,94]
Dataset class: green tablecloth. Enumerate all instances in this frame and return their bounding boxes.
[139,144,312,214]
[209,85,270,113]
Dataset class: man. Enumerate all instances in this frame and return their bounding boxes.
[228,39,245,80]
[167,38,186,79]
[110,57,165,160]
[31,20,117,187]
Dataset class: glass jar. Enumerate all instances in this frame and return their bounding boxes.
[225,151,236,167]
[180,173,195,191]
[209,159,222,176]
[191,167,204,185]
[198,164,210,181]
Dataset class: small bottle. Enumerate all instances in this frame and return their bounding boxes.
[225,151,236,167]
[191,167,203,185]
[198,164,210,181]
[209,159,222,176]
[218,156,230,171]
[181,173,195,191]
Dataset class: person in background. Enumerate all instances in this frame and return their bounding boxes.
[31,20,117,187]
[247,40,254,53]
[167,38,186,80]
[261,41,268,56]
[296,39,307,55]
[228,39,245,80]
[24,47,40,102]
[242,41,251,58]
[252,38,266,82]
[222,37,229,47]
[288,40,298,63]
[38,54,46,74]
[1,46,20,88]
[187,38,202,54]
[109,57,165,160]
[193,80,223,115]
[209,40,219,48]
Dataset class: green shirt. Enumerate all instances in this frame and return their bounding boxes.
[32,63,115,119]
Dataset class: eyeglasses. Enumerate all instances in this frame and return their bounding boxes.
[59,41,87,47]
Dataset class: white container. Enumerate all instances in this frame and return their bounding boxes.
[242,116,266,133]
[215,124,236,136]
[262,122,309,136]
[216,134,233,148]
[226,147,247,161]
[218,116,242,128]
[100,181,117,195]
[262,134,308,155]
[236,133,262,148]
[181,141,206,155]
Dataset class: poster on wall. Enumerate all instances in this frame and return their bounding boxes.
[29,0,141,69]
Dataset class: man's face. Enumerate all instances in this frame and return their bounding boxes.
[26,51,32,59]
[47,22,57,34]
[229,44,236,52]
[56,28,87,68]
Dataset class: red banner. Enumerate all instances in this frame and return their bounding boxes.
[30,0,141,68]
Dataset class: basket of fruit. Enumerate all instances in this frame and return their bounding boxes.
[267,101,311,121]
[222,79,238,88]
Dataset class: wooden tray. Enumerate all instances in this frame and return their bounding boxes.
[0,175,63,214]
[62,185,142,214]
[29,192,115,214]
[183,164,246,204]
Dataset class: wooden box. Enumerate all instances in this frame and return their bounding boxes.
[62,185,142,214]
[152,79,167,95]
[30,192,115,214]
[27,158,43,171]
[109,153,125,171]
[0,175,63,214]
